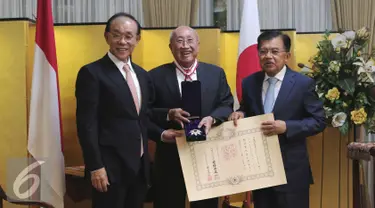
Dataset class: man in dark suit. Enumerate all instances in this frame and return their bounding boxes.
[229,31,326,208]
[149,26,234,208]
[75,12,158,208]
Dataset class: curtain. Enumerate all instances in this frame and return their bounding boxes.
[0,0,37,20]
[331,0,375,52]
[226,0,243,31]
[0,0,144,25]
[226,0,333,32]
[195,0,214,27]
[142,0,199,27]
[53,0,143,24]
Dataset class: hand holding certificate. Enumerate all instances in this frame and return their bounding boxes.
[176,113,287,201]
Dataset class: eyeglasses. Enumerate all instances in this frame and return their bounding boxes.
[175,38,196,45]
[109,32,135,42]
[258,48,287,57]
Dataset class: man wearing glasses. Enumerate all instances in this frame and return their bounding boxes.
[229,31,326,208]
[149,26,233,208]
[75,12,159,208]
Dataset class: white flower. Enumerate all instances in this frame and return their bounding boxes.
[358,71,374,83]
[366,59,375,71]
[324,107,332,118]
[324,106,332,112]
[343,31,356,40]
[331,34,347,49]
[328,61,341,73]
[353,57,365,66]
[332,112,347,127]
[355,58,375,83]
[354,58,374,71]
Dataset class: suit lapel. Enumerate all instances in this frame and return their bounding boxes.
[100,55,138,115]
[253,72,265,114]
[196,63,210,115]
[165,63,181,101]
[273,68,295,115]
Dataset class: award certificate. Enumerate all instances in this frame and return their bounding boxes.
[176,114,287,201]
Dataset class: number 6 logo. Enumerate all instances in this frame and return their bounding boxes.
[13,160,45,199]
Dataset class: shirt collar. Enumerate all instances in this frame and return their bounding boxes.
[174,59,198,71]
[107,51,133,72]
[264,65,287,82]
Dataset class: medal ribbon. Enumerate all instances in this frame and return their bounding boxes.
[174,59,198,81]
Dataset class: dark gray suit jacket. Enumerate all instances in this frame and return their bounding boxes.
[149,62,234,137]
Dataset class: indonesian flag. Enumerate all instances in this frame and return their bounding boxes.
[236,0,261,103]
[27,0,65,207]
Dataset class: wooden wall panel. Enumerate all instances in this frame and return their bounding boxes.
[308,127,353,208]
[339,132,351,208]
[308,132,324,208]
[321,128,341,207]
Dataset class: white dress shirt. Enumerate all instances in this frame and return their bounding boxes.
[262,65,287,105]
[161,60,199,142]
[108,52,144,157]
[108,51,141,106]
[175,60,198,95]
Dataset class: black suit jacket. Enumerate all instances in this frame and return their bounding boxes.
[239,68,326,192]
[149,62,234,140]
[75,54,158,184]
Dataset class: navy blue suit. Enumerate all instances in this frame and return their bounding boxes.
[239,67,325,208]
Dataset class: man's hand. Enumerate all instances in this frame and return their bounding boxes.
[161,129,183,143]
[228,112,245,126]
[198,116,214,135]
[261,120,287,136]
[91,167,110,192]
[168,108,190,127]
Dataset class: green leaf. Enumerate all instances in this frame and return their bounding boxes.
[339,121,349,135]
[362,96,370,105]
[338,78,356,95]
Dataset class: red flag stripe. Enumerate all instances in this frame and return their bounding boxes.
[236,44,261,101]
[35,0,58,72]
[35,0,63,150]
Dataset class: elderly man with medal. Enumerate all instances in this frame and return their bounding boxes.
[148,26,233,208]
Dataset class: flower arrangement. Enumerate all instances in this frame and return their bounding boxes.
[302,27,375,134]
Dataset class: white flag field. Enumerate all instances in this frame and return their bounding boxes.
[232,0,262,206]
[27,0,65,207]
[235,0,262,106]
